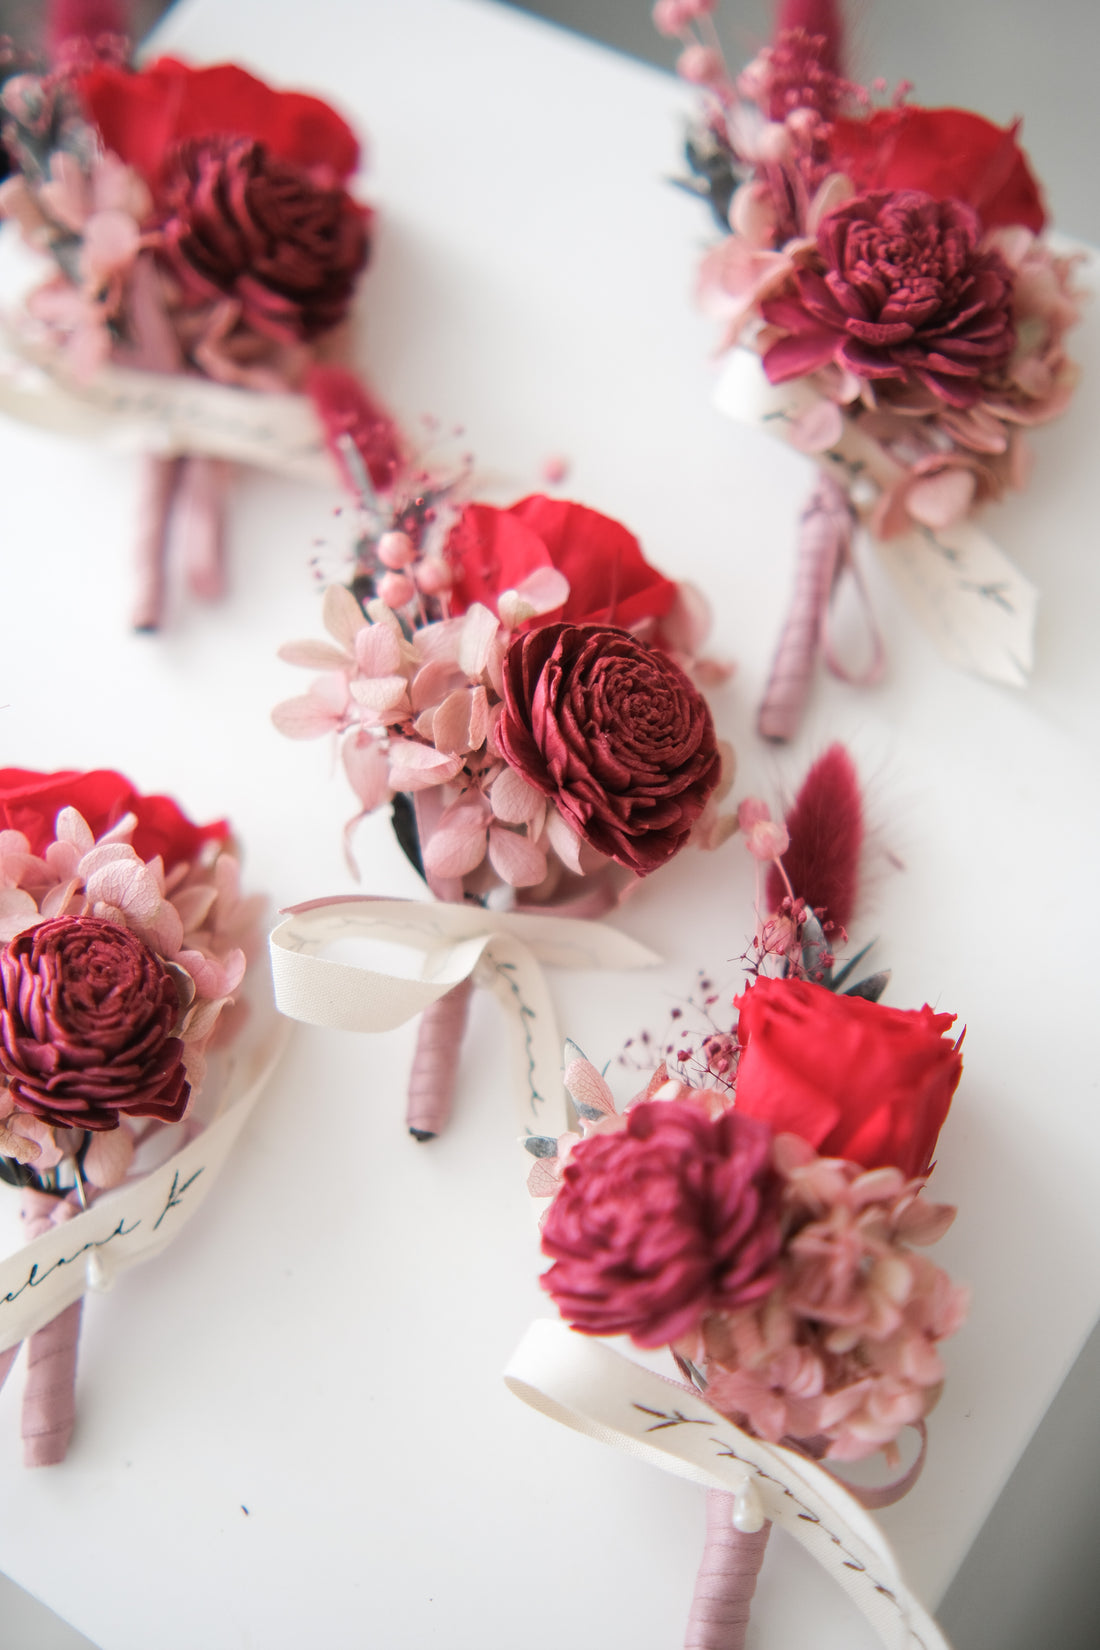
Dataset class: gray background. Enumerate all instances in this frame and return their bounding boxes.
[1,1,1098,1645]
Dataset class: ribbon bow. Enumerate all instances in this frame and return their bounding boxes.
[269,897,660,1142]
[506,1320,951,1650]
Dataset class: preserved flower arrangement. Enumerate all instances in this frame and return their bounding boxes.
[273,441,735,1139]
[0,767,265,1465]
[0,0,398,627]
[659,0,1083,735]
[516,745,967,1648]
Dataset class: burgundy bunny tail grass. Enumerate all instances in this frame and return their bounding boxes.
[46,0,129,62]
[22,1298,82,1467]
[405,978,474,1139]
[767,742,864,927]
[684,1491,770,1650]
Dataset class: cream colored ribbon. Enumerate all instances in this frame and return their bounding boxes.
[714,347,1037,687]
[0,319,332,482]
[0,1024,288,1355]
[268,897,660,1139]
[506,1319,952,1650]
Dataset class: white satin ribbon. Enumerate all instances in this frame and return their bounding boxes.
[714,346,1037,687]
[268,897,660,1139]
[0,320,332,482]
[0,1023,289,1355]
[506,1319,951,1650]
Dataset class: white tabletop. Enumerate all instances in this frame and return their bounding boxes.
[1,2,1099,1646]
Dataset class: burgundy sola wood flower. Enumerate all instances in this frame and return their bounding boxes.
[158,136,370,343]
[762,190,1016,406]
[0,916,189,1130]
[541,1102,783,1347]
[496,623,720,876]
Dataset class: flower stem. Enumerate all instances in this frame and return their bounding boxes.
[684,1490,770,1650]
[406,977,474,1140]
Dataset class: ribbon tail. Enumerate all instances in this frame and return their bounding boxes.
[406,976,474,1140]
[22,1297,82,1467]
[685,1494,770,1650]
[757,472,851,743]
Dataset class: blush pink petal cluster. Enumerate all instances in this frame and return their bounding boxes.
[0,804,257,1185]
[702,1137,967,1461]
[0,147,151,379]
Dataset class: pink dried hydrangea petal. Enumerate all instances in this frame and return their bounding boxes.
[323,583,369,650]
[83,1124,136,1189]
[487,824,547,888]
[422,803,489,881]
[277,638,351,670]
[342,734,391,811]
[563,1056,617,1119]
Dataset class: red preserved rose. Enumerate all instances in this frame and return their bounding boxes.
[496,623,720,875]
[444,496,679,632]
[733,976,962,1178]
[75,56,361,189]
[829,106,1046,236]
[0,767,228,868]
[0,916,189,1130]
[541,1101,782,1347]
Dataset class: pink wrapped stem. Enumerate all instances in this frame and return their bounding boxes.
[684,1491,770,1650]
[406,977,474,1140]
[14,1190,82,1467]
[22,1298,82,1467]
[132,455,184,631]
[178,455,232,602]
[757,472,854,743]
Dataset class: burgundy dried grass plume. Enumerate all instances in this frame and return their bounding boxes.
[765,742,863,925]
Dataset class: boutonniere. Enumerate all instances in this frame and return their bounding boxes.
[0,0,399,627]
[0,766,274,1465]
[660,0,1082,734]
[271,455,736,1140]
[511,745,966,1649]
